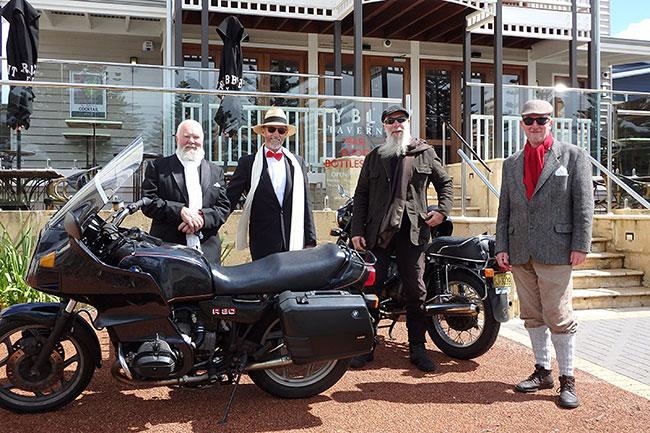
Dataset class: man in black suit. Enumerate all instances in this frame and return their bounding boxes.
[227,107,316,260]
[142,119,230,263]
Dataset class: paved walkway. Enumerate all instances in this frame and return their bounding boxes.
[500,306,650,400]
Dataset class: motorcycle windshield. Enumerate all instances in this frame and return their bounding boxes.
[47,136,144,229]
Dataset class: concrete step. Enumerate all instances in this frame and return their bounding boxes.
[591,237,609,253]
[572,268,644,289]
[450,206,481,217]
[428,195,471,207]
[574,252,625,270]
[573,286,650,310]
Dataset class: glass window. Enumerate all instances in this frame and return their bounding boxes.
[424,69,451,140]
[370,65,403,99]
[325,63,355,96]
[270,59,300,107]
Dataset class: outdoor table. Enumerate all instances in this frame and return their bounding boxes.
[64,119,123,167]
[0,168,63,209]
[1,149,36,168]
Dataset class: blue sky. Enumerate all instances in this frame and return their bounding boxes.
[611,0,650,40]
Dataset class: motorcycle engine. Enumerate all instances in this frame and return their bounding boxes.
[131,337,178,379]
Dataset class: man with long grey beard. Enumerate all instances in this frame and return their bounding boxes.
[142,119,230,264]
[350,105,454,371]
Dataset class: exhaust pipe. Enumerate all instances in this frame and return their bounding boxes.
[425,302,478,316]
[111,360,211,387]
[245,356,293,371]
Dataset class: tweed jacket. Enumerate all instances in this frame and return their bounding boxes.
[142,154,231,264]
[351,140,454,250]
[495,140,594,265]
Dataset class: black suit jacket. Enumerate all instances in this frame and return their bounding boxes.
[226,152,317,260]
[142,154,230,263]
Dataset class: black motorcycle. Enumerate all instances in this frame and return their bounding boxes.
[330,186,511,360]
[0,138,377,419]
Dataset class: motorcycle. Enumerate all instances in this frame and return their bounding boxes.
[0,138,377,419]
[330,186,512,360]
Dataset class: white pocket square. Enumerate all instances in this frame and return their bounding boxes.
[554,166,568,176]
[213,181,221,188]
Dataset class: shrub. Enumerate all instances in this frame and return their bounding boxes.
[0,219,58,307]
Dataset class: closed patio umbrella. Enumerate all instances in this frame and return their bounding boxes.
[214,16,248,138]
[1,0,39,169]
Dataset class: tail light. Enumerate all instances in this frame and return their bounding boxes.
[364,265,376,287]
[482,268,495,278]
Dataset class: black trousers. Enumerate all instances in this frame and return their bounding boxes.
[370,221,428,344]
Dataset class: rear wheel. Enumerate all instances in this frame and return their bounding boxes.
[426,270,500,359]
[248,315,350,399]
[0,319,95,413]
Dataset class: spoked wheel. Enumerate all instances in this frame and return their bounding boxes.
[0,319,95,413]
[248,316,350,399]
[426,270,500,360]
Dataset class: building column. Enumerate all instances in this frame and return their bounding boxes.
[174,0,183,66]
[463,21,472,150]
[569,0,579,146]
[334,20,342,96]
[200,0,210,150]
[588,0,601,160]
[353,0,363,96]
[410,41,420,136]
[494,0,503,159]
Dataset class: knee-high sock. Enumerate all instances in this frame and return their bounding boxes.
[551,332,576,377]
[526,325,552,370]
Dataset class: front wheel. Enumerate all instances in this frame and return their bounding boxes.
[248,315,350,399]
[0,318,96,413]
[426,269,500,360]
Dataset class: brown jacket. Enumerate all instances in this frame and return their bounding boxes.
[351,139,454,249]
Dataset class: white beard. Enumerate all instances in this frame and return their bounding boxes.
[378,129,411,158]
[177,146,205,163]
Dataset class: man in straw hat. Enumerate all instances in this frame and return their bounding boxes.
[227,107,316,260]
[496,99,593,409]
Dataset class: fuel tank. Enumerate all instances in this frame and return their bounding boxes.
[118,243,213,302]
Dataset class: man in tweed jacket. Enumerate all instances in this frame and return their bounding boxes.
[496,99,593,409]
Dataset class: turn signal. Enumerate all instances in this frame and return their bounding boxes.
[40,251,56,268]
[363,265,376,287]
[364,294,379,310]
[483,268,495,278]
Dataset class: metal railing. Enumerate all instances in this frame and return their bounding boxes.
[588,155,650,212]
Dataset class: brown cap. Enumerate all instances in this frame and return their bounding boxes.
[521,99,553,117]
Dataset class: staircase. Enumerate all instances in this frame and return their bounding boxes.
[428,184,482,217]
[572,237,650,310]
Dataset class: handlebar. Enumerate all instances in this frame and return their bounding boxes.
[112,197,152,226]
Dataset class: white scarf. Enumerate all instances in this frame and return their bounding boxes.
[175,151,203,251]
[236,145,305,252]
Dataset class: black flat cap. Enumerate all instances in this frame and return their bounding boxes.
[381,104,410,122]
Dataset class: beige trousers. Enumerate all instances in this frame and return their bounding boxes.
[512,258,577,333]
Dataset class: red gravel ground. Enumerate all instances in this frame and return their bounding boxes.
[2,321,649,433]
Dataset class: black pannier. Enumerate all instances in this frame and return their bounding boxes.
[278,290,374,365]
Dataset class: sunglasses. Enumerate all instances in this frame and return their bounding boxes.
[266,126,287,134]
[522,117,550,126]
[384,116,408,125]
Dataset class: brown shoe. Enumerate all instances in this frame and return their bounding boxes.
[558,375,579,409]
[515,364,554,393]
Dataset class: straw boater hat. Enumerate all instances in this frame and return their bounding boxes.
[253,107,297,136]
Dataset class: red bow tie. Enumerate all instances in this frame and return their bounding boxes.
[266,150,283,161]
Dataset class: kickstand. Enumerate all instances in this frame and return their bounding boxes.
[219,353,248,424]
[387,319,398,340]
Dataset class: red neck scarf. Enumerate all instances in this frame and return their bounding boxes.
[523,133,553,201]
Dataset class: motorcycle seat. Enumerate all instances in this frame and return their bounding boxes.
[210,243,347,295]
[427,235,492,262]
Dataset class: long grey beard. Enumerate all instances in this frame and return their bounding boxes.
[378,129,411,158]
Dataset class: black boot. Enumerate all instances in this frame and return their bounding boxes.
[409,343,435,372]
[558,375,579,409]
[349,349,374,369]
[515,364,555,393]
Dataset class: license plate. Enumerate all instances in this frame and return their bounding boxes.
[493,272,512,293]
